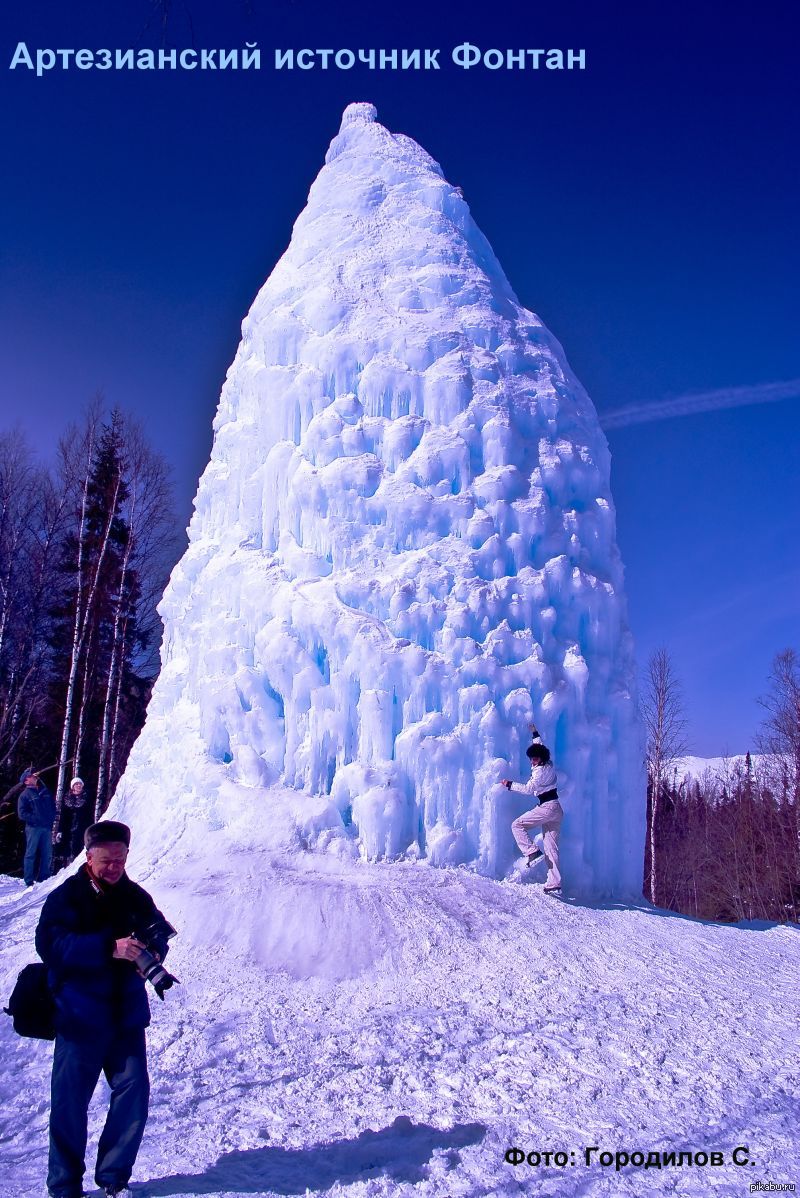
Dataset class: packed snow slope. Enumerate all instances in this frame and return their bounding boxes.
[118,100,644,895]
[1,841,797,1198]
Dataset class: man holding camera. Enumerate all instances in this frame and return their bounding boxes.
[35,820,174,1198]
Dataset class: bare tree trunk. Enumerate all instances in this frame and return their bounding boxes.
[649,781,661,905]
[105,609,136,814]
[54,423,96,823]
[55,408,124,823]
[641,649,689,906]
[97,592,129,816]
[73,624,93,786]
[97,422,177,814]
[95,443,141,815]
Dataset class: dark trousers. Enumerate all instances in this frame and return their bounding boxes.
[48,1028,149,1197]
[24,824,52,885]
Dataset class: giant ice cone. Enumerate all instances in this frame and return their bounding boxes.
[116,103,644,896]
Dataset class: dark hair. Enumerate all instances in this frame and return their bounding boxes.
[84,821,131,850]
[526,743,551,765]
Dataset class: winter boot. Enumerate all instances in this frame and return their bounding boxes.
[525,850,544,868]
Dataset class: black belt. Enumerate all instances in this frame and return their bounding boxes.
[538,789,559,804]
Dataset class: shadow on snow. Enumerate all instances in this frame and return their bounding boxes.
[556,893,798,933]
[138,1116,487,1195]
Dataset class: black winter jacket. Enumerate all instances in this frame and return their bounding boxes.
[35,866,169,1039]
[56,793,91,859]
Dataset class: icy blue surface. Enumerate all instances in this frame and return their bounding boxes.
[119,104,644,896]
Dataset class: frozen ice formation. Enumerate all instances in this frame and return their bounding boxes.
[117,102,644,896]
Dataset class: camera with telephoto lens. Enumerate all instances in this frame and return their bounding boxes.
[131,918,179,1000]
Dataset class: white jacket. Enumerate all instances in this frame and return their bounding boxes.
[510,761,558,799]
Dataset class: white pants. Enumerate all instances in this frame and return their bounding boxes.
[511,800,564,889]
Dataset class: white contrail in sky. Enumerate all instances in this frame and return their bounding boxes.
[599,379,800,430]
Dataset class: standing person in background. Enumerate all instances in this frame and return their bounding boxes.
[18,767,56,886]
[503,726,565,893]
[55,778,91,869]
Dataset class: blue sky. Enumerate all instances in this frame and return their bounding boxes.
[1,0,798,754]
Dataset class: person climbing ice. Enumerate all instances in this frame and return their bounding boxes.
[503,726,564,893]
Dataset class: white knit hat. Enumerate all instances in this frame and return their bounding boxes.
[70,777,84,788]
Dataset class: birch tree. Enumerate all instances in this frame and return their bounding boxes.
[757,649,800,803]
[94,422,175,815]
[641,648,690,905]
[53,403,121,818]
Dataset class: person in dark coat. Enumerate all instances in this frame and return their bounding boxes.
[18,767,56,885]
[36,820,171,1198]
[54,777,91,868]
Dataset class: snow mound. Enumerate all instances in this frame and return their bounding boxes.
[115,104,644,895]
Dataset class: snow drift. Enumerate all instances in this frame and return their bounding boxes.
[115,102,644,895]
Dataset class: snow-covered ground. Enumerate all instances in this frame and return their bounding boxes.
[2,834,797,1198]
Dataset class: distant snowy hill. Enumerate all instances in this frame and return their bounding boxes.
[1,847,796,1197]
[670,755,762,783]
[114,102,644,897]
